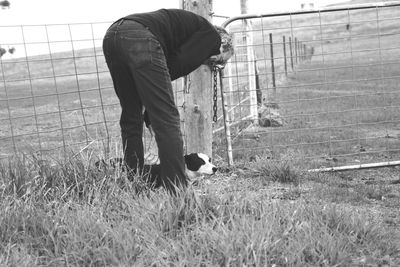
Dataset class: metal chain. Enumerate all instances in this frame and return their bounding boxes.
[213,66,219,122]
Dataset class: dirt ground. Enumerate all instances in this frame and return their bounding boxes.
[199,165,400,232]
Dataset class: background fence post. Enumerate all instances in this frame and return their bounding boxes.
[182,0,214,156]
[226,63,235,121]
[301,42,303,61]
[269,33,276,103]
[218,68,234,166]
[283,35,287,76]
[295,37,298,64]
[298,42,303,63]
[241,0,259,124]
[254,60,262,105]
[289,36,294,70]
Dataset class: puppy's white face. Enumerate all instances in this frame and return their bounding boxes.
[184,153,217,179]
[195,153,217,175]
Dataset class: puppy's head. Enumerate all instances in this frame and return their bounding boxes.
[184,153,217,179]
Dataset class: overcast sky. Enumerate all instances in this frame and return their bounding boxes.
[0,0,346,58]
[0,0,347,25]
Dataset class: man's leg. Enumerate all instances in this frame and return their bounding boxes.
[124,40,188,192]
[104,54,144,171]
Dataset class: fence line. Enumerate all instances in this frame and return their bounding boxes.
[0,18,188,161]
[1,2,400,171]
[1,22,127,160]
[213,29,310,136]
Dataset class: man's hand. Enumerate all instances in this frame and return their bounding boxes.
[203,54,227,70]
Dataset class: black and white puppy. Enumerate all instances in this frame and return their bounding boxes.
[95,152,217,183]
[184,153,217,179]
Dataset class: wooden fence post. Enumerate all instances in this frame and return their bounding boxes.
[289,36,294,70]
[241,0,258,124]
[254,60,262,105]
[246,22,259,123]
[283,35,287,76]
[269,33,276,103]
[182,0,214,156]
[299,41,302,61]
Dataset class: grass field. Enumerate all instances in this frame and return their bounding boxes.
[0,151,399,266]
[1,2,400,266]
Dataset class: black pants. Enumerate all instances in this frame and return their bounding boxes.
[102,19,187,192]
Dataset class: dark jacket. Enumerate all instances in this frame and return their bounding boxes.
[123,9,221,80]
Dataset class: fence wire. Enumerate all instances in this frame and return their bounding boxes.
[1,2,400,170]
[0,22,185,161]
[216,2,400,169]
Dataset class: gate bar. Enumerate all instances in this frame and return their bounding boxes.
[308,160,400,172]
[221,2,400,28]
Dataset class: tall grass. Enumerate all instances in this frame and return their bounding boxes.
[0,154,398,266]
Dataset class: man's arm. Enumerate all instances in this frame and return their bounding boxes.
[168,27,220,80]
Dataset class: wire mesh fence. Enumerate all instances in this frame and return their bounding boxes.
[0,21,182,161]
[216,2,400,169]
[1,2,400,170]
[0,22,115,159]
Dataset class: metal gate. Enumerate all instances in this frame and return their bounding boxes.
[215,2,400,170]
